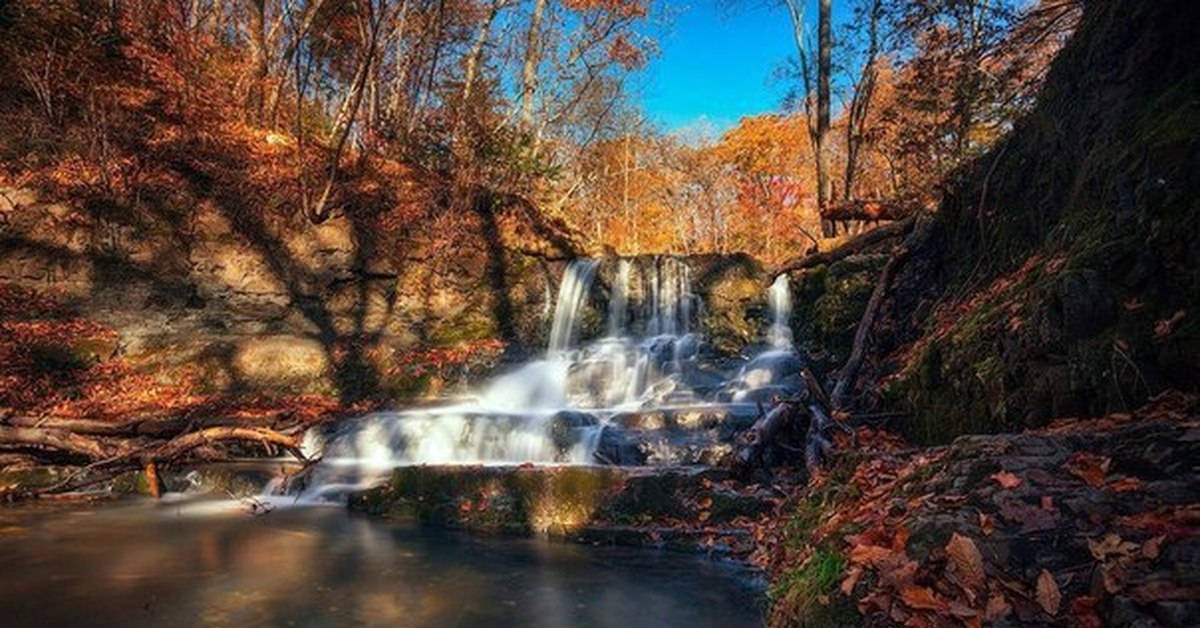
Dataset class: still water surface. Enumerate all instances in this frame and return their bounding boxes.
[0,501,764,627]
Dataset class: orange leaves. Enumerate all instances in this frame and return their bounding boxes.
[1065,452,1111,487]
[900,586,950,612]
[389,339,506,381]
[990,470,1022,489]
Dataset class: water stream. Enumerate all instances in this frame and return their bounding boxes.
[0,503,763,628]
[297,258,800,499]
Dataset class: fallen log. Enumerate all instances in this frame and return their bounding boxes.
[831,215,933,409]
[0,425,133,460]
[821,199,916,223]
[771,215,915,276]
[4,410,299,437]
[736,401,807,471]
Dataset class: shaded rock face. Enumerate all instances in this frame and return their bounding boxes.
[0,189,777,400]
[0,187,563,400]
[875,0,1200,442]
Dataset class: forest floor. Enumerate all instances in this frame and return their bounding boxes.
[747,390,1200,627]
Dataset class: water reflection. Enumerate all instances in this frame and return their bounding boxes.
[0,503,764,627]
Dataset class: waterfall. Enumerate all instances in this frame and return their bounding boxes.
[607,259,631,336]
[292,255,722,500]
[646,257,697,337]
[767,274,793,350]
[547,259,600,355]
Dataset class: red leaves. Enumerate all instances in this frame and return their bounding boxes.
[389,339,506,381]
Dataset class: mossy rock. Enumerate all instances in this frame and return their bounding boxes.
[349,466,627,535]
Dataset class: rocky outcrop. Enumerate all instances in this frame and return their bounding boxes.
[1,191,775,402]
[0,186,564,400]
[876,0,1200,441]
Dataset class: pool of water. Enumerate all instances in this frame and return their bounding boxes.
[0,500,765,627]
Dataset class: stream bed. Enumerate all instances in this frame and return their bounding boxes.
[0,500,765,627]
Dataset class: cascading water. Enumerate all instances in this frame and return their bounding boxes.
[719,273,805,404]
[607,259,630,336]
[767,274,794,350]
[293,255,764,500]
[548,259,600,355]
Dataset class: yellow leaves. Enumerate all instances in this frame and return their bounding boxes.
[1035,569,1061,616]
[990,470,1022,489]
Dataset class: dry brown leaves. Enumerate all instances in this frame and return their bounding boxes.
[1065,451,1111,487]
[1036,569,1061,616]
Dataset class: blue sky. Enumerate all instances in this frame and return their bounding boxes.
[640,1,852,136]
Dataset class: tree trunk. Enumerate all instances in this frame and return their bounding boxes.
[520,0,548,134]
[246,0,270,124]
[816,0,833,236]
[454,0,502,143]
[844,0,881,200]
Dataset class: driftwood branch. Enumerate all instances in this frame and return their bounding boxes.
[1,415,312,500]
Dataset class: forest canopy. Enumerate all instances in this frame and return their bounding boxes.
[0,0,1079,263]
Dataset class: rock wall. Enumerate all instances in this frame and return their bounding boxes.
[0,187,775,401]
[882,0,1200,442]
[0,186,563,401]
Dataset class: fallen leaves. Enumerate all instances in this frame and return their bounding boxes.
[1087,533,1139,562]
[984,593,1012,621]
[1142,535,1166,560]
[990,470,1022,489]
[1065,452,1111,487]
[1153,309,1187,339]
[1036,569,1061,616]
[901,586,950,612]
[946,533,986,591]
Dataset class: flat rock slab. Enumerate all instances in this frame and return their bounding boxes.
[348,465,771,548]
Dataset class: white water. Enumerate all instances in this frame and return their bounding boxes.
[767,274,793,350]
[548,259,600,355]
[296,257,706,496]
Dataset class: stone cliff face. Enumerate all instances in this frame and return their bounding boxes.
[0,186,564,400]
[0,187,772,401]
[881,0,1200,442]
